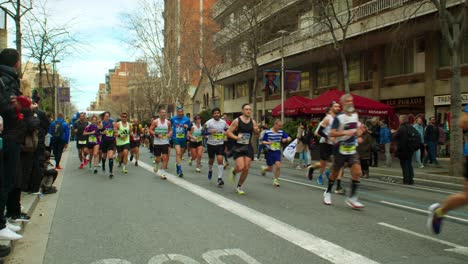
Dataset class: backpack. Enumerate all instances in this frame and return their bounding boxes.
[23,129,38,152]
[405,124,421,152]
[300,129,310,145]
[53,122,64,140]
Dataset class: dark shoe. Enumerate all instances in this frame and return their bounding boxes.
[135,161,139,167]
[0,244,11,257]
[9,213,31,223]
[130,155,134,161]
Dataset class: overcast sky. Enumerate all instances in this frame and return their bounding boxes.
[8,0,144,111]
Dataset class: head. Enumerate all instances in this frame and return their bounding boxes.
[120,112,128,122]
[212,107,221,120]
[223,113,228,120]
[241,103,252,117]
[91,115,98,124]
[273,119,282,130]
[329,101,341,115]
[133,118,139,124]
[194,115,202,124]
[57,113,64,120]
[399,114,409,124]
[176,106,184,117]
[371,117,379,125]
[340,94,355,113]
[429,116,436,125]
[415,116,423,125]
[299,121,307,129]
[102,111,111,122]
[0,48,20,69]
[159,108,167,119]
[79,112,86,122]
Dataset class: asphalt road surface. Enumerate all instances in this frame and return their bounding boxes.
[43,146,468,264]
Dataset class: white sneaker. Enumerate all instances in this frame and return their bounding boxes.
[419,165,425,169]
[346,196,364,209]
[6,222,21,232]
[323,192,332,205]
[0,227,22,240]
[261,166,267,176]
[296,165,302,170]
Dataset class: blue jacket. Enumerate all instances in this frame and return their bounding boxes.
[379,126,391,144]
[170,115,192,140]
[413,123,425,144]
[48,117,70,144]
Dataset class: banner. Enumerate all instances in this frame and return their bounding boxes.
[285,70,301,91]
[263,69,280,95]
[58,87,70,102]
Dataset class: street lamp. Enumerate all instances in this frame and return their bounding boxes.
[278,30,289,123]
[52,59,61,119]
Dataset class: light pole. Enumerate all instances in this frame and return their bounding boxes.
[52,59,61,118]
[278,30,289,123]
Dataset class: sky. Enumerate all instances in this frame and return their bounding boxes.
[8,0,145,111]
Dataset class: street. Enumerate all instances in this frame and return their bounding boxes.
[39,147,468,264]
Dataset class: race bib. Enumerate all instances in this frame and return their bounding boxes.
[271,142,281,151]
[134,135,140,141]
[237,133,251,145]
[213,133,224,140]
[339,142,357,155]
[88,135,97,143]
[105,129,114,137]
[159,134,168,140]
[176,133,185,139]
[78,140,86,145]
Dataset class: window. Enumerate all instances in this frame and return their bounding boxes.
[300,72,310,90]
[384,43,414,76]
[224,85,234,100]
[348,54,360,83]
[317,64,338,87]
[235,82,248,98]
[439,33,468,67]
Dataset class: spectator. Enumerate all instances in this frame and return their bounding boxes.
[256,126,267,161]
[424,116,440,166]
[413,116,425,169]
[369,117,380,167]
[295,121,309,169]
[393,115,415,185]
[379,120,392,167]
[48,113,70,169]
[358,123,372,178]
[40,151,58,194]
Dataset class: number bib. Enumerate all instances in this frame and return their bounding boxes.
[339,142,357,155]
[271,142,281,151]
[237,133,251,145]
[78,140,86,145]
[213,133,224,140]
[105,129,114,137]
[176,133,185,139]
[134,135,140,141]
[88,135,97,143]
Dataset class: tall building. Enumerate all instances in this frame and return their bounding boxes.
[213,0,468,121]
[0,9,7,49]
[106,61,148,101]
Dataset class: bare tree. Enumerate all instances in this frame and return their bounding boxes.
[429,0,467,176]
[0,0,33,74]
[129,67,164,121]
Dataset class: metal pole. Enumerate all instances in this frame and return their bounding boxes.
[281,34,285,123]
[53,61,57,119]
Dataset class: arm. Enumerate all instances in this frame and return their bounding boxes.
[227,119,240,140]
[282,131,291,143]
[167,121,173,138]
[48,121,55,135]
[149,120,156,136]
[188,126,195,139]
[253,120,260,135]
[261,131,271,145]
[114,122,120,137]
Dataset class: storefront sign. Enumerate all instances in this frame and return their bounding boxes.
[383,97,425,108]
[434,94,468,106]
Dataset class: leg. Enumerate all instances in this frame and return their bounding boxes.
[400,159,409,183]
[175,145,183,165]
[108,150,115,175]
[440,180,468,214]
[274,161,281,180]
[237,157,251,187]
[93,145,99,167]
[196,146,203,168]
[216,154,224,179]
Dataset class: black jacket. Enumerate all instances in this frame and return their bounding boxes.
[393,123,413,160]
[424,124,439,144]
[0,65,21,142]
[34,108,50,148]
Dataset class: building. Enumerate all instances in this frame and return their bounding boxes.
[164,0,221,118]
[0,9,7,49]
[213,0,468,123]
[106,61,147,101]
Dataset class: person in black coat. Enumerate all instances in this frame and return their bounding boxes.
[392,115,415,185]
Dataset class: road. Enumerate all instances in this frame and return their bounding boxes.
[42,146,468,264]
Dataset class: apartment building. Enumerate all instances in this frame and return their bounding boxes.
[213,0,467,121]
[106,61,148,101]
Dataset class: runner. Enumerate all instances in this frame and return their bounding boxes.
[227,104,260,195]
[170,106,191,177]
[261,119,291,187]
[149,108,172,179]
[130,118,143,166]
[323,94,364,209]
[204,108,229,187]
[83,115,101,174]
[115,113,131,173]
[99,112,116,179]
[74,113,89,169]
[427,105,468,234]
[222,113,232,168]
[188,115,204,173]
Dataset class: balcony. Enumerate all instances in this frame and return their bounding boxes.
[213,0,237,19]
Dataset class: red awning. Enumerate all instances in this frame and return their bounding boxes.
[306,89,394,117]
[272,96,313,117]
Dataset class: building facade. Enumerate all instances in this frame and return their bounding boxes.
[213,0,468,123]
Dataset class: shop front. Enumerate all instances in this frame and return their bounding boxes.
[381,97,425,117]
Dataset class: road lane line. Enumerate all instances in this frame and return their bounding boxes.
[139,161,379,264]
[378,222,468,256]
[379,201,468,224]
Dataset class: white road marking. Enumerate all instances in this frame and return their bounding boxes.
[139,161,379,264]
[90,260,132,264]
[379,201,468,224]
[202,249,261,264]
[148,254,200,264]
[378,222,468,256]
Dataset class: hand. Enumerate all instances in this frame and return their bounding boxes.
[345,130,355,136]
[237,134,243,140]
[184,124,188,129]
[9,96,17,107]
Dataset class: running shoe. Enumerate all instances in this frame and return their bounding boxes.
[153,164,159,173]
[182,157,185,161]
[345,196,364,209]
[229,167,236,185]
[84,159,89,166]
[56,166,63,170]
[236,187,245,195]
[122,168,128,174]
[208,170,213,180]
[9,213,30,223]
[317,174,324,185]
[160,175,167,180]
[334,187,345,195]
[188,159,192,166]
[79,164,84,169]
[6,222,21,232]
[323,192,332,205]
[115,157,120,163]
[306,166,314,181]
[273,178,280,187]
[88,162,92,169]
[130,155,134,161]
[109,173,114,179]
[261,166,267,176]
[217,178,224,187]
[427,203,444,234]
[135,161,139,167]
[196,167,201,173]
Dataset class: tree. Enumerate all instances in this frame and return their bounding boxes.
[128,67,164,121]
[429,0,467,176]
[310,0,354,93]
[0,0,33,75]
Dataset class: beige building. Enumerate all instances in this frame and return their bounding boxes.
[213,0,468,122]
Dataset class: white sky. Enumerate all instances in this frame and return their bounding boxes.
[8,0,144,111]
